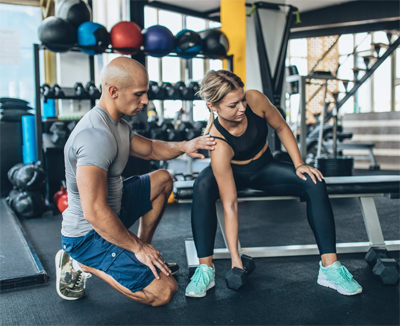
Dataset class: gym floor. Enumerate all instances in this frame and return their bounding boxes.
[1,168,399,326]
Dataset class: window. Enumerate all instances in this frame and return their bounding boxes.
[193,100,209,121]
[192,58,205,81]
[161,57,181,83]
[0,4,43,106]
[147,56,160,82]
[158,10,182,35]
[395,86,400,111]
[144,6,158,27]
[186,16,206,31]
[373,57,391,112]
[358,79,371,113]
[209,59,223,71]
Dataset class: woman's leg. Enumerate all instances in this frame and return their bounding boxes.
[191,165,248,267]
[191,166,219,267]
[249,159,337,261]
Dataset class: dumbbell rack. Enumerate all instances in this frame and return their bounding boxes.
[33,43,233,201]
[41,87,99,103]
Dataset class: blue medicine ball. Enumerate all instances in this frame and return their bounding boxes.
[77,22,110,55]
[175,29,202,59]
[142,25,174,57]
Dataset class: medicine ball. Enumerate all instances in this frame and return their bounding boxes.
[142,25,174,57]
[78,21,110,55]
[110,21,143,54]
[175,29,202,59]
[56,0,91,29]
[38,16,77,53]
[199,29,229,59]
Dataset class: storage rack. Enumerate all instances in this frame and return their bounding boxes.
[33,43,233,199]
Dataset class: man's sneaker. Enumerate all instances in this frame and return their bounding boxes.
[185,264,215,298]
[317,261,362,296]
[166,262,179,276]
[55,250,91,300]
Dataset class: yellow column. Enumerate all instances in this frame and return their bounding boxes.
[221,0,246,86]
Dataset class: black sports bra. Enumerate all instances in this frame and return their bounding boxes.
[211,104,268,161]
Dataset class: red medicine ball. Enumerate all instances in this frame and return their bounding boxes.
[110,21,143,54]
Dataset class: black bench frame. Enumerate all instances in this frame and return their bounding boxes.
[174,176,400,271]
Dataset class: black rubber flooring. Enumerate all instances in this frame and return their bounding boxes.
[0,200,39,281]
[1,191,399,325]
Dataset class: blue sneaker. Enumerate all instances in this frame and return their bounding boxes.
[317,261,362,296]
[185,264,215,298]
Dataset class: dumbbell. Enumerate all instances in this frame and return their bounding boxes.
[85,81,101,99]
[160,121,183,141]
[173,81,186,99]
[148,121,165,140]
[160,82,179,100]
[51,84,65,98]
[131,122,150,138]
[50,121,68,145]
[41,83,55,98]
[187,81,200,100]
[365,247,399,285]
[148,81,166,100]
[174,173,185,181]
[193,120,207,133]
[185,128,202,140]
[74,82,88,99]
[225,255,256,290]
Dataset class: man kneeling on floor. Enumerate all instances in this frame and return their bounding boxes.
[56,57,216,306]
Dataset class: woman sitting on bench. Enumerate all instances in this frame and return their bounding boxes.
[185,70,362,298]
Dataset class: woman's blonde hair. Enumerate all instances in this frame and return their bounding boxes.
[198,70,245,135]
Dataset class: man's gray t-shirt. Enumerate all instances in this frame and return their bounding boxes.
[62,106,133,237]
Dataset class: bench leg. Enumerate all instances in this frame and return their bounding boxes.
[216,201,242,252]
[358,197,385,246]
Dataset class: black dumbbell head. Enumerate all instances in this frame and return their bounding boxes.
[372,258,400,285]
[51,83,65,98]
[225,267,247,291]
[241,255,256,275]
[365,247,389,267]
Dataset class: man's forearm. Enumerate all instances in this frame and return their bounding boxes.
[88,205,142,253]
[150,139,187,161]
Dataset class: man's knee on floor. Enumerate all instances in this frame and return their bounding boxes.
[146,278,177,307]
[154,281,177,306]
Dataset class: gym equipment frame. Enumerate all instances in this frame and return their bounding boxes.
[173,176,400,272]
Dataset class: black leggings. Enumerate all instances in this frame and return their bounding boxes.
[191,149,336,258]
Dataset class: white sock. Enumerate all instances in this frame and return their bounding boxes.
[72,259,82,272]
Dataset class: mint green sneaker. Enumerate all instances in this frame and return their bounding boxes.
[317,261,362,296]
[185,264,215,298]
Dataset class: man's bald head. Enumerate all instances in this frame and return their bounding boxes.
[100,57,148,90]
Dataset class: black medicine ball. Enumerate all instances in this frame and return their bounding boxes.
[56,0,91,29]
[38,16,77,53]
[199,29,229,59]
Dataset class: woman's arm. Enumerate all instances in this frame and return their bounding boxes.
[246,90,323,183]
[210,140,243,269]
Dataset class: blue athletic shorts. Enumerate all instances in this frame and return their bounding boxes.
[61,174,157,293]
